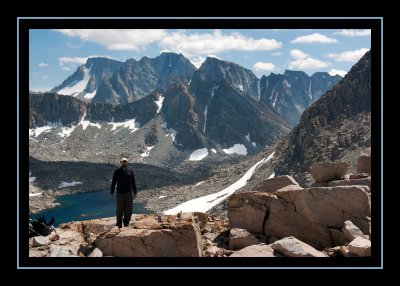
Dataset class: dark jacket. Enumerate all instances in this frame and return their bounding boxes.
[111,167,137,194]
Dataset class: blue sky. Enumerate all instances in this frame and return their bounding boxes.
[29,29,371,92]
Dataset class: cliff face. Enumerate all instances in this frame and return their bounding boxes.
[273,50,371,185]
[29,93,87,128]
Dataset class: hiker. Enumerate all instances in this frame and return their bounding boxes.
[110,158,137,228]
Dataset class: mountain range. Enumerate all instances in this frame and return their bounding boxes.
[31,52,342,166]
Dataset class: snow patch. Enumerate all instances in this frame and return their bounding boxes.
[84,91,96,100]
[164,152,275,214]
[268,172,275,179]
[195,181,206,186]
[29,176,36,183]
[252,142,257,147]
[211,149,217,154]
[189,148,208,161]
[203,86,219,133]
[58,125,76,138]
[283,80,291,88]
[58,181,83,189]
[238,84,244,91]
[58,67,91,96]
[155,95,164,114]
[29,126,53,137]
[223,144,248,155]
[141,145,155,158]
[109,118,140,133]
[188,79,192,86]
[308,79,312,99]
[245,133,251,142]
[29,192,42,197]
[158,195,167,199]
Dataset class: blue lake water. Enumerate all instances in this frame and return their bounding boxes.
[31,190,151,226]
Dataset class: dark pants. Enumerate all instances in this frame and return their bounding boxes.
[116,192,133,227]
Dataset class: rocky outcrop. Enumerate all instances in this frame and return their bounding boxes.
[348,236,371,257]
[29,213,205,257]
[310,161,348,182]
[357,149,371,173]
[230,244,280,257]
[95,217,203,257]
[29,93,87,128]
[273,50,371,186]
[328,177,371,189]
[228,185,371,249]
[253,175,300,193]
[228,228,258,250]
[271,236,328,257]
[32,236,51,247]
[342,220,369,242]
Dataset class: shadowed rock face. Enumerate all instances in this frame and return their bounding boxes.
[93,53,196,105]
[273,50,371,185]
[259,70,342,126]
[29,93,87,128]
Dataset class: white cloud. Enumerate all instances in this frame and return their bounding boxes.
[290,49,308,60]
[161,30,282,55]
[42,75,48,80]
[333,29,371,37]
[56,29,166,51]
[55,29,282,55]
[289,49,330,69]
[253,62,275,72]
[327,48,369,62]
[329,69,347,77]
[59,56,87,66]
[62,66,72,71]
[271,52,282,56]
[289,58,330,69]
[188,55,206,68]
[58,54,114,67]
[291,33,337,44]
[38,62,49,67]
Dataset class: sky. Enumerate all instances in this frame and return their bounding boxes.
[29,29,371,92]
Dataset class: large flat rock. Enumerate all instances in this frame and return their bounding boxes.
[310,161,348,182]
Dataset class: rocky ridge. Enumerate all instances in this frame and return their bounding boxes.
[29,150,372,257]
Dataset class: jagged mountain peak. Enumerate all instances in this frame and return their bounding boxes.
[91,52,196,105]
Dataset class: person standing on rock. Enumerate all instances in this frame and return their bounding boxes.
[111,158,137,228]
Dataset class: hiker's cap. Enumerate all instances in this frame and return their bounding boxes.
[120,157,128,162]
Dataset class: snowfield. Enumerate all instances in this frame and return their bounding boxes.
[164,152,275,214]
[189,148,209,161]
[57,67,91,96]
[155,95,164,114]
[141,146,155,158]
[109,118,140,133]
[29,192,42,197]
[223,144,248,155]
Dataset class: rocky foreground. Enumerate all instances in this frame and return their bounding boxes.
[29,150,371,257]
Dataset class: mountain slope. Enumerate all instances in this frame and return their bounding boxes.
[29,93,87,128]
[272,50,371,185]
[51,57,123,102]
[259,70,342,126]
[188,57,290,150]
[92,53,196,104]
